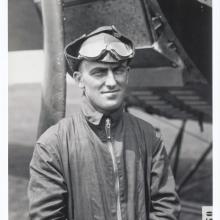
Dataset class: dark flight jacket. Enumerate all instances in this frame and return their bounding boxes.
[28,98,181,220]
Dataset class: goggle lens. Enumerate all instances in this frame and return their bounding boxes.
[78,41,133,60]
[79,41,106,58]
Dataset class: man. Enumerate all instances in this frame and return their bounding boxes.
[28,26,181,220]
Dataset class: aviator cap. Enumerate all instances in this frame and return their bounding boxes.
[64,25,135,76]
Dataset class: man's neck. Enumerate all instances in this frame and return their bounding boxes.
[81,96,124,126]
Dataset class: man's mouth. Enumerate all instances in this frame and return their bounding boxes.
[101,89,120,94]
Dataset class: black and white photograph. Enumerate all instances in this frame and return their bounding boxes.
[7,0,215,219]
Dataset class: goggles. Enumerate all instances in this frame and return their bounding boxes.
[77,33,134,62]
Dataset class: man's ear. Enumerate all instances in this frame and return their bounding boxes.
[73,71,84,89]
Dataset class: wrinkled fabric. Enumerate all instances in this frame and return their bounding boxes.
[28,99,181,220]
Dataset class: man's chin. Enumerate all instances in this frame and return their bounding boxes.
[101,101,123,112]
[92,100,122,113]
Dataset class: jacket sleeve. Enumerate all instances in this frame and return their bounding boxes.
[28,142,68,220]
[149,130,181,220]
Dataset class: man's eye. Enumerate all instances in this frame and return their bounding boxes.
[92,71,105,78]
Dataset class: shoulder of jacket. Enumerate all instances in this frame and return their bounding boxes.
[36,116,75,146]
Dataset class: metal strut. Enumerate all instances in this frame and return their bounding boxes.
[169,120,186,179]
[37,0,66,138]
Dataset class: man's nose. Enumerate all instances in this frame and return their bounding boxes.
[105,69,117,87]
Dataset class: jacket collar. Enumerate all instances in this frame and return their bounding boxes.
[80,96,124,126]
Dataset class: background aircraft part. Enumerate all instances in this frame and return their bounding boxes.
[157,0,212,83]
[128,0,212,125]
[37,0,66,137]
[126,86,211,123]
[177,142,212,192]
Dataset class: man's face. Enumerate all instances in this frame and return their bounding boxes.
[77,60,129,113]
